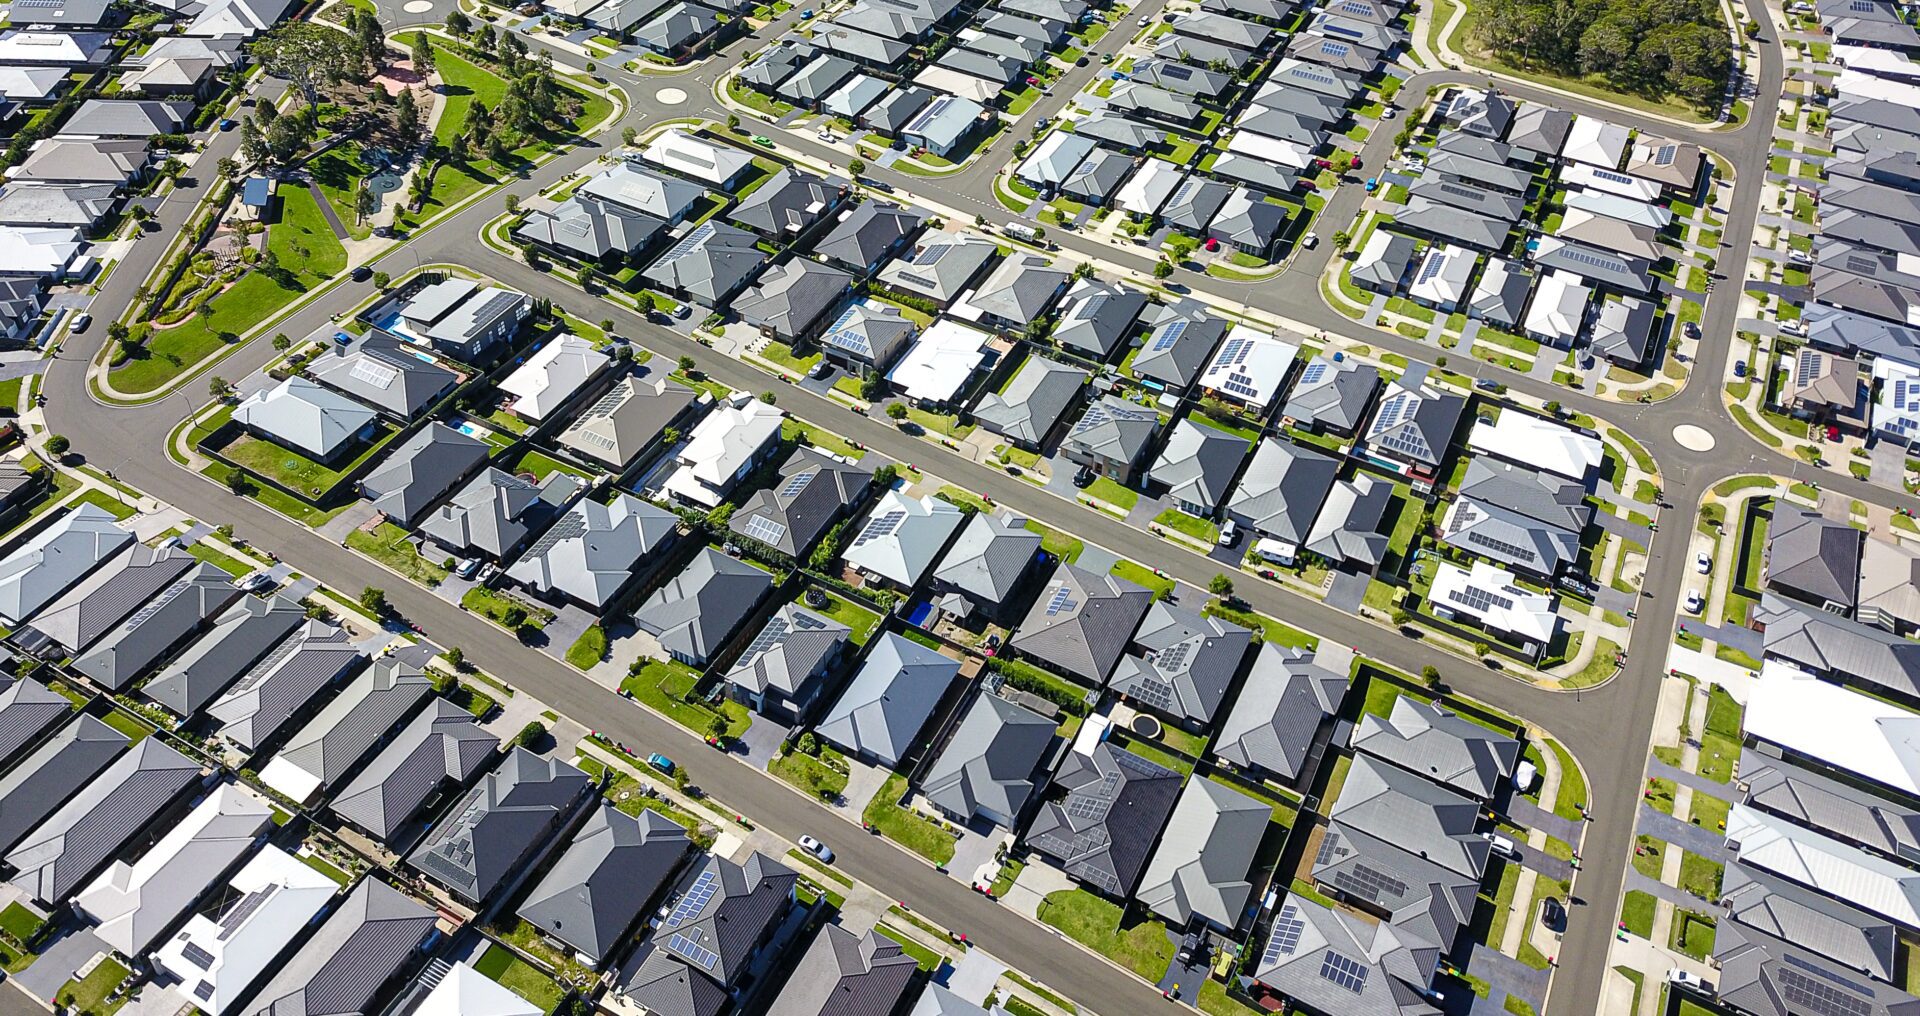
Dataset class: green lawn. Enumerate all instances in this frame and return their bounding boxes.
[1205,601,1318,651]
[0,903,43,943]
[1110,559,1174,599]
[1035,889,1174,981]
[810,591,882,644]
[1024,518,1083,563]
[428,44,509,149]
[1680,851,1723,902]
[470,945,564,1013]
[770,747,849,800]
[72,488,136,521]
[566,625,608,669]
[1699,685,1743,783]
[222,425,391,498]
[57,957,130,1016]
[345,521,450,586]
[501,447,593,481]
[461,585,554,631]
[1619,890,1656,938]
[1153,507,1218,542]
[1083,474,1137,509]
[1671,910,1717,961]
[620,659,751,738]
[862,773,956,865]
[274,183,347,278]
[1546,738,1587,821]
[782,419,865,461]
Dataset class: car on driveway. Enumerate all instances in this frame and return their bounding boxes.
[1696,552,1712,573]
[1686,588,1704,613]
[799,835,834,862]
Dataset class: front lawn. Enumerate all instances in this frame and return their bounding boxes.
[770,747,849,800]
[346,521,450,586]
[1025,518,1083,563]
[57,957,131,1016]
[461,585,554,631]
[1083,474,1137,509]
[783,419,865,461]
[1110,559,1173,599]
[862,773,956,865]
[565,625,607,669]
[1036,889,1174,981]
[1153,507,1217,542]
[620,658,750,738]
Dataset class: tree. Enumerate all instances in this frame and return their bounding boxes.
[352,8,386,71]
[502,605,528,628]
[1208,573,1234,595]
[860,373,887,400]
[886,402,909,420]
[599,318,615,335]
[622,126,638,147]
[216,156,240,179]
[633,291,654,316]
[726,113,740,130]
[1421,664,1440,687]
[872,464,898,488]
[252,23,361,107]
[677,354,697,373]
[240,116,267,163]
[706,714,728,739]
[209,376,231,399]
[848,158,866,176]
[1391,607,1411,627]
[516,721,547,748]
[758,391,776,404]
[444,645,467,671]
[445,8,471,35]
[223,468,249,493]
[395,87,421,143]
[360,586,388,615]
[373,271,391,289]
[1544,399,1562,415]
[43,434,68,456]
[264,113,310,165]
[410,33,436,74]
[1153,258,1175,279]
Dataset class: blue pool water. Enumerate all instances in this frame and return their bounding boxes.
[906,602,935,628]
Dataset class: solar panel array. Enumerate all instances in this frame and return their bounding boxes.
[1152,319,1189,351]
[1653,143,1679,167]
[1324,22,1363,39]
[1465,527,1539,564]
[1319,951,1369,993]
[1263,903,1307,966]
[1415,251,1449,286]
[1451,584,1516,614]
[1320,40,1351,56]
[1045,585,1080,615]
[853,509,909,547]
[668,932,720,971]
[1331,863,1410,904]
[658,222,720,264]
[741,515,788,546]
[349,357,400,390]
[1778,963,1872,1016]
[779,471,818,498]
[664,870,718,928]
[1297,360,1330,386]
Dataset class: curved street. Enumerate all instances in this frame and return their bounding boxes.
[40,0,1876,1010]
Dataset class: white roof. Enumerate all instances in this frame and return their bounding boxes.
[1198,325,1296,408]
[415,963,542,1016]
[1838,65,1920,105]
[662,397,783,507]
[1556,162,1662,202]
[0,225,82,276]
[1561,115,1629,169]
[1872,356,1920,446]
[1408,244,1476,308]
[642,128,753,186]
[1467,410,1603,481]
[232,376,378,460]
[1223,130,1314,169]
[0,32,94,62]
[912,64,1002,102]
[1429,559,1559,643]
[75,784,274,958]
[151,846,337,1016]
[1115,159,1184,217]
[496,334,609,421]
[843,490,967,587]
[1522,270,1590,344]
[1728,801,1920,927]
[888,318,990,403]
[1563,188,1671,230]
[1016,131,1094,188]
[1747,659,1920,795]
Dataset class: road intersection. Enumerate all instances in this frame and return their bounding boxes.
[44,0,1878,1010]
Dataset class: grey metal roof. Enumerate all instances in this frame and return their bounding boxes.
[20,543,193,654]
[1209,186,1289,251]
[1211,645,1347,781]
[1328,754,1488,878]
[1741,754,1920,860]
[1010,564,1153,684]
[405,748,591,905]
[1160,174,1232,233]
[739,40,815,89]
[814,202,923,271]
[0,502,132,624]
[731,168,843,238]
[633,2,720,51]
[0,715,126,856]
[1715,919,1920,1016]
[1590,294,1658,365]
[1227,439,1337,543]
[1722,862,1898,984]
[876,234,998,304]
[0,677,71,767]
[308,336,459,420]
[728,447,872,559]
[733,259,852,341]
[7,736,200,906]
[206,620,364,752]
[1439,496,1577,576]
[1457,458,1591,534]
[863,86,934,132]
[1757,593,1920,699]
[1064,395,1158,470]
[62,99,188,137]
[1133,311,1225,388]
[76,782,273,959]
[1311,822,1478,951]
[933,511,1042,607]
[816,632,958,766]
[262,658,433,801]
[844,491,967,588]
[922,692,1056,826]
[1767,508,1864,610]
[1051,278,1147,360]
[1363,379,1464,469]
[764,926,918,1016]
[519,803,690,963]
[245,877,439,1016]
[1109,601,1253,726]
[1530,236,1653,293]
[910,985,994,1016]
[330,699,497,840]
[1073,112,1168,151]
[817,24,912,65]
[1252,894,1442,1016]
[1506,105,1571,157]
[71,562,240,691]
[360,423,489,526]
[1348,697,1520,800]
[616,946,728,1016]
[1024,741,1182,896]
[1137,777,1269,927]
[418,468,557,560]
[144,595,305,719]
[1350,231,1418,293]
[1409,176,1525,223]
[513,194,667,260]
[975,355,1088,446]
[967,253,1068,327]
[1305,473,1393,567]
[642,221,768,307]
[1390,198,1511,252]
[1151,419,1247,513]
[632,548,775,664]
[722,602,850,699]
[558,373,697,470]
[506,493,680,609]
[641,851,796,984]
[1062,148,1132,203]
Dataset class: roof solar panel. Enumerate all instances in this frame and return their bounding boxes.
[1263,903,1306,964]
[664,870,718,928]
[1319,951,1369,993]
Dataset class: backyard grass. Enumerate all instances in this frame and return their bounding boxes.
[346,521,450,586]
[222,422,391,497]
[1110,558,1174,599]
[471,944,564,1013]
[565,625,607,669]
[1671,910,1717,961]
[862,773,956,865]
[1037,889,1175,980]
[809,590,882,644]
[501,446,593,481]
[620,659,751,738]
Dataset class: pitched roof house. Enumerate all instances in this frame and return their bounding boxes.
[1349,696,1520,800]
[922,692,1057,828]
[330,699,498,842]
[764,926,918,1016]
[723,602,851,724]
[506,493,681,611]
[519,804,690,965]
[1137,778,1268,929]
[817,632,958,766]
[257,658,434,803]
[1212,645,1348,785]
[232,376,378,463]
[633,547,775,666]
[1010,564,1153,684]
[406,749,593,907]
[1109,602,1253,728]
[1025,741,1181,897]
[241,877,439,1016]
[843,490,967,589]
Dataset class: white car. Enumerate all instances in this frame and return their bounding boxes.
[1695,551,1712,574]
[1482,832,1520,860]
[1380,107,1397,120]
[1686,588,1705,614]
[1217,519,1239,546]
[799,835,834,863]
[1301,232,1319,249]
[70,312,92,332]
[1668,970,1713,993]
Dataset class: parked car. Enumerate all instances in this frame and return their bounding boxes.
[1218,519,1239,546]
[1734,359,1748,378]
[1826,424,1841,441]
[351,266,373,282]
[1203,237,1220,251]
[1072,465,1095,488]
[751,135,775,147]
[1301,231,1318,249]
[1380,107,1397,119]
[646,752,676,775]
[1686,588,1704,613]
[1483,832,1521,860]
[70,312,91,332]
[1696,552,1712,574]
[809,360,831,379]
[218,118,238,131]
[1667,970,1713,993]
[798,835,834,862]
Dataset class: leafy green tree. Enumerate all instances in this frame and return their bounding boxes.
[252,23,361,107]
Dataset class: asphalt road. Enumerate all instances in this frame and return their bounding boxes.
[41,0,1890,1011]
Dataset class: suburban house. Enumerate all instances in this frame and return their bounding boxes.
[307,335,459,421]
[1212,645,1349,787]
[727,447,873,561]
[70,563,240,692]
[642,221,769,309]
[1108,602,1254,730]
[761,926,918,1016]
[614,852,797,1013]
[817,301,918,377]
[1350,696,1521,801]
[1149,419,1248,519]
[505,493,681,613]
[6,737,202,907]
[1062,395,1160,485]
[359,423,489,527]
[255,658,433,803]
[1024,740,1182,899]
[0,502,132,625]
[722,602,852,724]
[632,547,775,667]
[405,748,594,909]
[239,878,438,1016]
[1136,778,1268,932]
[875,232,998,307]
[1009,563,1153,685]
[205,620,364,753]
[0,716,128,860]
[922,692,1058,829]
[887,318,993,406]
[330,699,497,844]
[231,376,378,465]
[518,804,690,966]
[659,397,784,507]
[418,468,579,563]
[556,373,700,472]
[973,355,1087,451]
[733,259,853,344]
[1765,508,1864,615]
[816,632,959,767]
[1227,439,1337,556]
[149,847,338,1016]
[383,279,531,362]
[928,510,1043,623]
[496,333,612,424]
[843,490,967,591]
[141,595,305,721]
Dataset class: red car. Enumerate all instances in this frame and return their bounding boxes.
[1204,237,1220,251]
[1826,424,1841,441]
